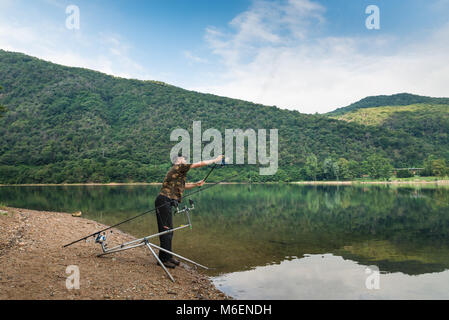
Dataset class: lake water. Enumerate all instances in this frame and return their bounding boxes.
[1,184,449,299]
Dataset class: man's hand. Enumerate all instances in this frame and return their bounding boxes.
[185,180,205,189]
[197,180,205,187]
[215,155,225,163]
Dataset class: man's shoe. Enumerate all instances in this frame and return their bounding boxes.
[157,261,176,269]
[169,258,180,266]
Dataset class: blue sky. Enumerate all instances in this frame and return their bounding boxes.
[0,0,448,112]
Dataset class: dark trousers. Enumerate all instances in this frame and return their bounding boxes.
[155,194,176,262]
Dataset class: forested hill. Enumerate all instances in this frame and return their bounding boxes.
[328,93,449,116]
[0,50,447,183]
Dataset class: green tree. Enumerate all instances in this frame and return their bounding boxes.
[304,154,319,181]
[432,159,448,177]
[365,154,393,180]
[336,158,351,180]
[0,85,6,118]
[422,155,437,176]
[396,169,414,178]
[348,160,361,179]
[323,158,338,180]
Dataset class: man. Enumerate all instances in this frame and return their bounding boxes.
[155,154,224,268]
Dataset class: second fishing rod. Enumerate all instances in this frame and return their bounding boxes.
[63,158,232,248]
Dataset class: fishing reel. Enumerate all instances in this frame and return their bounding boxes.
[94,230,113,252]
[95,232,107,243]
[175,199,195,215]
[220,157,227,166]
[174,199,195,229]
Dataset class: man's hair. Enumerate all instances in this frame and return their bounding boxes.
[171,154,185,164]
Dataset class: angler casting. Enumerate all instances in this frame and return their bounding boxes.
[155,154,224,269]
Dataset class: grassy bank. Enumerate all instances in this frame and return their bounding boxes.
[1,177,448,187]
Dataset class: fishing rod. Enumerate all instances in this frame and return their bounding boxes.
[63,170,239,248]
[201,157,227,186]
[202,164,218,183]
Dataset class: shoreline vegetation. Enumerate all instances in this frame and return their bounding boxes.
[1,51,449,186]
[1,178,448,187]
[0,206,229,300]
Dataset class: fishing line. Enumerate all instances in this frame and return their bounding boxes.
[156,158,226,228]
[63,171,239,248]
[200,157,227,186]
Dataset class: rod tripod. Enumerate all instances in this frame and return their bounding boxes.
[95,199,207,282]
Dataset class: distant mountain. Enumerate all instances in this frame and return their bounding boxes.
[328,93,449,116]
[330,104,449,155]
[0,50,447,183]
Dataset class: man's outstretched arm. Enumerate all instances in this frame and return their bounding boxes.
[190,155,224,169]
[185,155,224,189]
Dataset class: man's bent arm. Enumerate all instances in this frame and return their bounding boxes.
[185,180,205,189]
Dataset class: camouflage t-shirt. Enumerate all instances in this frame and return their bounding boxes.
[159,163,192,201]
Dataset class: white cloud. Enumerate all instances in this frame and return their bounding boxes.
[192,0,449,113]
[213,254,449,299]
[183,50,209,64]
[204,0,325,67]
[0,7,153,81]
[1,0,447,113]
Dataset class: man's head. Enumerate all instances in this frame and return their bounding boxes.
[171,154,187,165]
[176,156,187,165]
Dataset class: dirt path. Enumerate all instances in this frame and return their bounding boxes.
[0,207,229,300]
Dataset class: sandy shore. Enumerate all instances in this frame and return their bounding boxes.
[0,207,229,300]
[0,183,163,186]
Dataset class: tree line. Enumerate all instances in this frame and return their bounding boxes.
[0,85,6,118]
[0,154,446,184]
[0,50,448,184]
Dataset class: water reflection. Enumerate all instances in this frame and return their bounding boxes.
[1,184,448,299]
[213,254,449,300]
